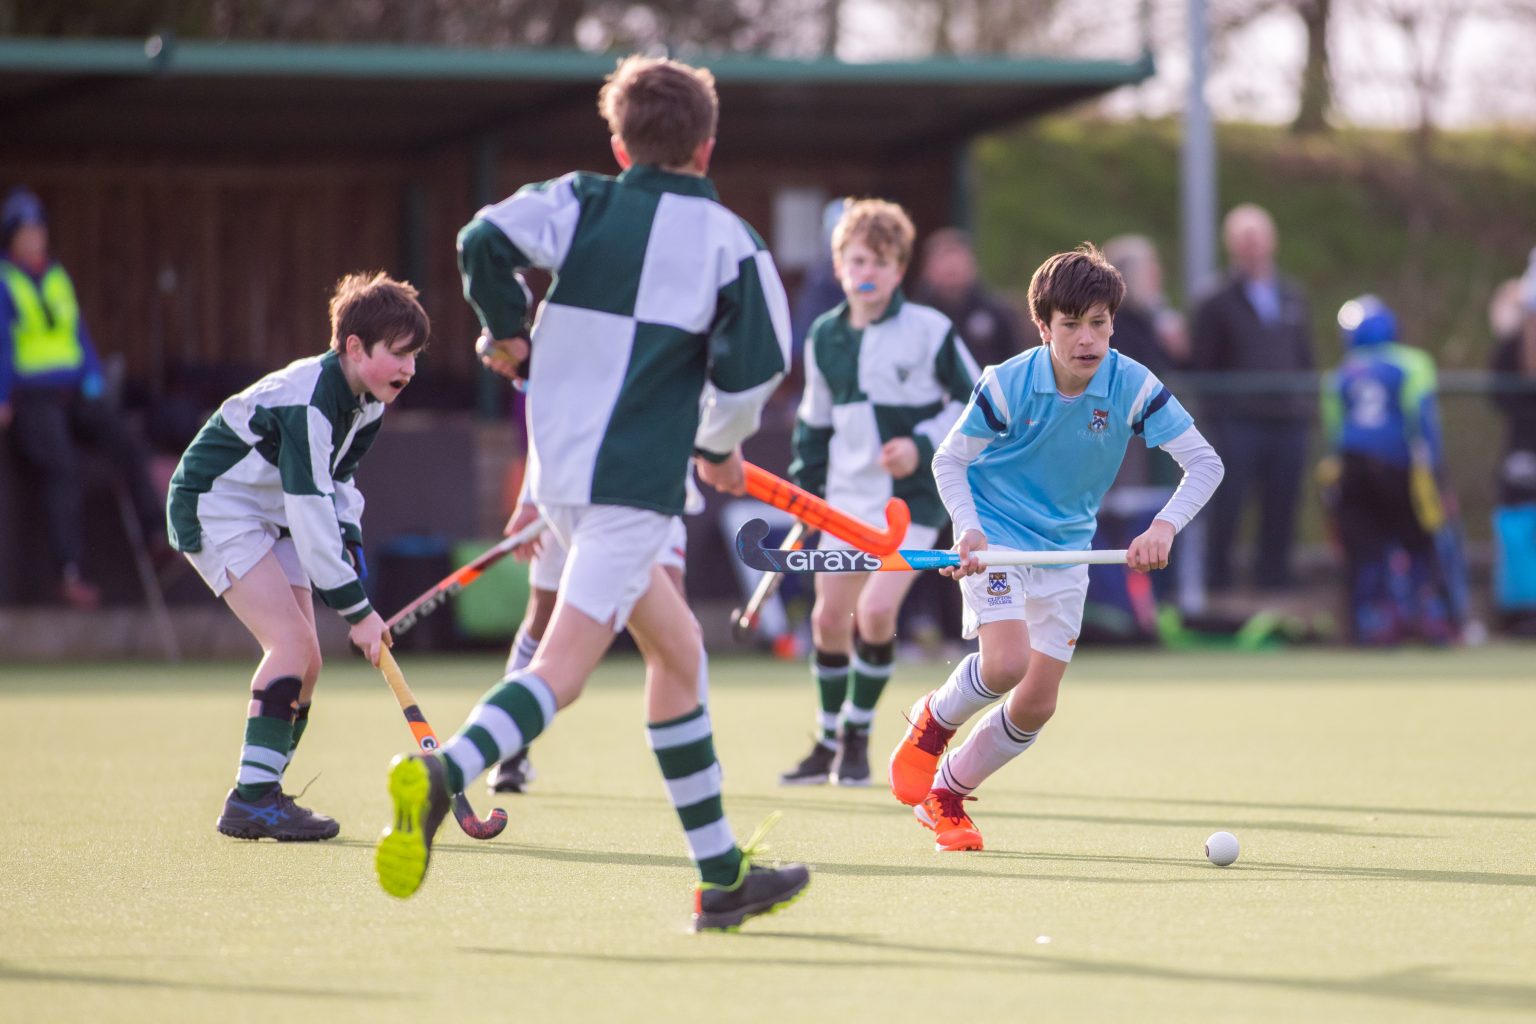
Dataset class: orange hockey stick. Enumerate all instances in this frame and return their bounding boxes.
[743,462,910,555]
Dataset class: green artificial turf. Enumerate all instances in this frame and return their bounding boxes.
[3,647,1534,1023]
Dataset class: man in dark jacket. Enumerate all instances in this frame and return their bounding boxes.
[910,228,1025,371]
[1190,204,1317,590]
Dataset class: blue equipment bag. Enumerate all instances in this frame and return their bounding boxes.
[1492,503,1536,612]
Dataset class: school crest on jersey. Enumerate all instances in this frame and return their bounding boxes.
[1089,408,1110,433]
[987,572,1010,596]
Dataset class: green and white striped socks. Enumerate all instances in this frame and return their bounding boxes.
[234,675,301,801]
[647,705,742,887]
[438,672,558,793]
[845,636,894,732]
[813,650,849,744]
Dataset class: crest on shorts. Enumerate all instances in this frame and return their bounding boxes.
[987,572,1010,596]
[1089,408,1109,432]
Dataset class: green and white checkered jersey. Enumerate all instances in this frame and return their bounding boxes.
[790,291,980,529]
[166,351,379,623]
[458,165,790,516]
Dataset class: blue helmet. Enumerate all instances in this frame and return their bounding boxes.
[1,187,45,246]
[1337,294,1397,347]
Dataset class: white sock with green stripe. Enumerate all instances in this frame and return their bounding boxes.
[647,705,743,887]
[438,672,558,793]
[695,641,710,705]
[505,626,540,674]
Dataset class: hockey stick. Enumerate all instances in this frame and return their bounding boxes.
[743,462,909,555]
[386,517,547,635]
[730,519,811,642]
[734,518,1128,573]
[377,646,508,840]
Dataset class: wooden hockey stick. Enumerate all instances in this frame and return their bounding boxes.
[377,646,508,840]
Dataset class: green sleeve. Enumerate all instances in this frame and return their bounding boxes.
[935,326,979,400]
[709,251,789,394]
[457,218,532,340]
[912,432,936,473]
[789,419,833,498]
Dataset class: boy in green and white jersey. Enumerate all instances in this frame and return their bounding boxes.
[375,55,810,932]
[167,272,428,840]
[781,199,980,788]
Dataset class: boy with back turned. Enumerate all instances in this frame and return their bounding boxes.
[374,55,808,931]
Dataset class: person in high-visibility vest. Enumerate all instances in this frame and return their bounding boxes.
[0,186,164,608]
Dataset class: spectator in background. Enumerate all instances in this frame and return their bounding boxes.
[1490,254,1536,508]
[910,227,1025,369]
[0,186,166,609]
[789,199,848,355]
[1190,203,1317,591]
[1488,277,1526,344]
[1321,295,1452,645]
[1488,253,1536,634]
[1103,234,1188,378]
[901,227,1024,650]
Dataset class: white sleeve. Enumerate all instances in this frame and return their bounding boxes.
[932,427,992,539]
[796,332,833,429]
[695,379,780,457]
[475,174,581,272]
[694,249,791,456]
[913,397,968,458]
[1153,425,1225,533]
[332,478,365,538]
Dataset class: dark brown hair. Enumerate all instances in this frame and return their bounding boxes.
[598,55,718,168]
[328,272,430,353]
[832,198,916,267]
[1027,243,1126,326]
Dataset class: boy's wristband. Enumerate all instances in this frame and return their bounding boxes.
[693,446,729,464]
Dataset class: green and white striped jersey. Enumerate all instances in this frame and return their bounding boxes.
[166,351,379,623]
[790,291,980,528]
[458,165,790,516]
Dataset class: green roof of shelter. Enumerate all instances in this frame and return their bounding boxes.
[0,37,1154,158]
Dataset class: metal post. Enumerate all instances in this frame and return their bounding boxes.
[1180,0,1217,614]
[950,142,975,233]
[1181,0,1217,303]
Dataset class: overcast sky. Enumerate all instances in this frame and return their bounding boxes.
[839,0,1536,130]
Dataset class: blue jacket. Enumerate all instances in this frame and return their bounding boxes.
[1323,341,1442,470]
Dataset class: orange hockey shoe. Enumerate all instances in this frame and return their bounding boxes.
[888,693,955,806]
[914,788,983,852]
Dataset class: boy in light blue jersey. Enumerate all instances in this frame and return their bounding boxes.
[889,243,1224,851]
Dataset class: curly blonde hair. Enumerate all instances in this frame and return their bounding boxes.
[832,198,915,268]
